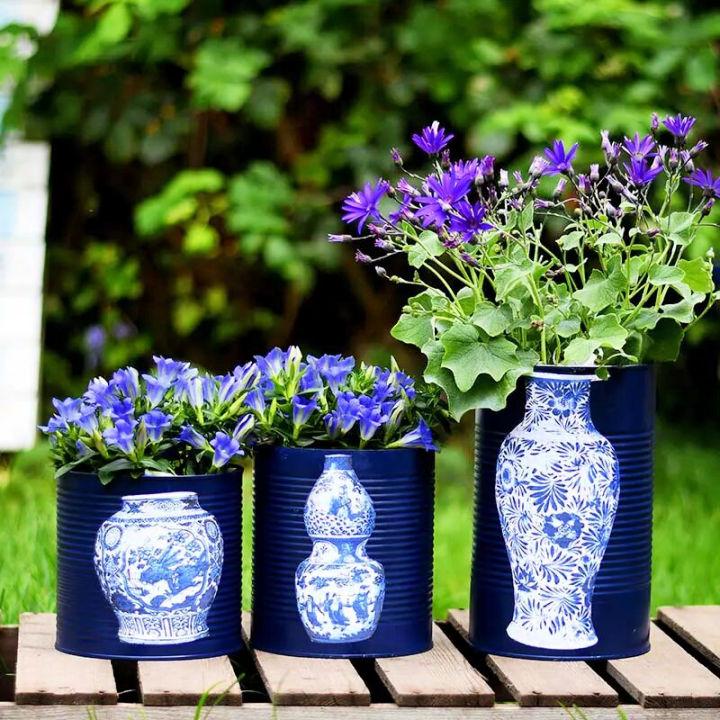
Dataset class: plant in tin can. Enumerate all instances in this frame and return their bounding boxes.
[40,356,258,483]
[247,346,449,450]
[331,114,720,418]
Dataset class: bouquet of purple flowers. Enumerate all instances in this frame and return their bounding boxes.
[332,115,720,417]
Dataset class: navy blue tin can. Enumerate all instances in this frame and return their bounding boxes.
[470,365,654,660]
[251,446,435,658]
[56,471,243,660]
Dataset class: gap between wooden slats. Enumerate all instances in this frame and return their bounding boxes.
[606,623,720,708]
[137,657,242,706]
[14,613,117,705]
[0,625,18,702]
[657,606,720,672]
[374,623,494,707]
[447,609,618,707]
[241,612,370,706]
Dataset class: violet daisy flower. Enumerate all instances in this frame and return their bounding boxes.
[663,114,696,141]
[415,172,473,228]
[624,157,664,187]
[451,158,479,184]
[341,180,390,232]
[623,133,655,160]
[600,130,621,164]
[412,121,454,155]
[684,168,720,198]
[448,200,493,242]
[542,140,579,176]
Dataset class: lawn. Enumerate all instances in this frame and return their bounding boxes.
[1,425,719,623]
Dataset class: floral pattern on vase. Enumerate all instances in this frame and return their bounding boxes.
[495,373,620,650]
[295,454,385,643]
[94,491,223,645]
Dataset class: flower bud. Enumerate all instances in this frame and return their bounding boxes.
[355,250,372,264]
[590,163,600,182]
[328,234,353,243]
[499,169,509,188]
[529,156,548,178]
[553,178,567,198]
[375,266,388,278]
[390,147,403,166]
[690,140,709,157]
[646,227,660,238]
[440,149,451,169]
[702,198,715,217]
[651,112,659,133]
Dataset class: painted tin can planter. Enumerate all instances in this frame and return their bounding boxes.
[251,446,435,658]
[56,471,242,660]
[471,365,654,660]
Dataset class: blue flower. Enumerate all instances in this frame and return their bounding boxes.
[624,157,664,187]
[75,405,99,433]
[299,363,324,394]
[210,432,241,468]
[292,396,318,428]
[308,354,355,393]
[542,140,579,176]
[244,387,266,414]
[51,398,83,428]
[143,375,171,406]
[255,347,292,379]
[622,133,655,160]
[357,401,386,442]
[141,409,173,442]
[341,180,390,233]
[662,113,696,141]
[103,419,137,454]
[684,168,720,198]
[76,439,93,458]
[388,419,437,451]
[232,414,255,441]
[112,367,140,399]
[232,361,260,390]
[448,200,493,242]
[411,121,454,155]
[179,425,207,449]
[153,356,190,384]
[109,397,135,422]
[415,171,473,228]
[84,377,115,410]
[217,373,242,403]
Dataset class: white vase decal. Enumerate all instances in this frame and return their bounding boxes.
[495,373,619,650]
[94,491,224,645]
[295,454,385,643]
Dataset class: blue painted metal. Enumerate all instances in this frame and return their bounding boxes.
[470,365,655,660]
[56,471,243,660]
[251,446,435,658]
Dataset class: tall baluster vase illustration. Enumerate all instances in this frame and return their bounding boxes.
[295,454,385,643]
[94,491,224,645]
[495,372,620,650]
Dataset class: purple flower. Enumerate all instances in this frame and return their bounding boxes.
[232,414,255,441]
[397,177,419,197]
[451,158,479,184]
[479,155,495,179]
[624,157,664,187]
[52,397,84,427]
[244,387,266,415]
[542,140,579,176]
[308,354,355,393]
[684,168,720,198]
[529,156,549,177]
[84,325,106,369]
[292,396,318,428]
[341,180,390,232]
[623,133,655,160]
[179,425,207,449]
[299,364,324,394]
[84,377,115,410]
[389,195,414,224]
[103,419,137,454]
[600,130,620,164]
[210,432,241,468]
[75,405,99,433]
[255,347,292,379]
[663,113,696,141]
[411,121,454,155]
[355,250,372,264]
[357,399,386,441]
[415,172,473,228]
[141,409,173,442]
[389,419,436,451]
[448,200,493,242]
[390,147,402,165]
[109,397,135,422]
[112,367,140,399]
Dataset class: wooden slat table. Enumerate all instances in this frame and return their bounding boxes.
[0,607,719,718]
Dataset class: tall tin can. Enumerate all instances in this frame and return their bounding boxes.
[251,446,435,658]
[56,471,243,660]
[470,365,654,660]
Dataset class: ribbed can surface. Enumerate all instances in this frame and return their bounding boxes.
[251,446,435,658]
[56,471,243,660]
[470,365,654,660]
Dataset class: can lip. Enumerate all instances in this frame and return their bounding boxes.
[121,490,197,502]
[59,469,243,481]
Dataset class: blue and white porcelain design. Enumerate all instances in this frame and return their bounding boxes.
[495,373,620,650]
[94,491,224,645]
[295,454,385,643]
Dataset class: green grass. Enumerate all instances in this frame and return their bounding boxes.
[1,426,719,623]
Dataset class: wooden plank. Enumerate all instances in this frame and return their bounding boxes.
[137,657,242,706]
[446,609,617,707]
[658,606,720,671]
[607,623,720,708]
[241,613,370,706]
[14,613,117,705]
[0,626,18,702]
[374,623,494,707]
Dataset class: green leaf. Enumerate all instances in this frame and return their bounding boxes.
[645,319,684,362]
[678,257,714,294]
[589,314,628,349]
[439,324,518,391]
[556,317,581,338]
[659,211,698,246]
[648,264,684,286]
[660,294,704,323]
[408,289,450,313]
[183,223,219,255]
[73,4,133,64]
[408,231,444,268]
[557,230,583,251]
[97,458,135,485]
[563,338,598,365]
[471,302,512,337]
[627,308,662,331]
[572,266,625,313]
[595,232,623,246]
[494,259,544,301]
[390,313,434,348]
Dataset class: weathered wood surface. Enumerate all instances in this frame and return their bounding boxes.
[374,624,494,707]
[14,614,117,705]
[241,613,370,706]
[447,610,618,708]
[137,657,242,706]
[657,605,720,671]
[607,624,720,708]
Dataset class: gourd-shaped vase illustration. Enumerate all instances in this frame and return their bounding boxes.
[94,491,224,645]
[496,373,620,650]
[295,454,385,643]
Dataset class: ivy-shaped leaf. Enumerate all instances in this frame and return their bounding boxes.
[390,313,434,348]
[572,265,625,313]
[408,231,445,268]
